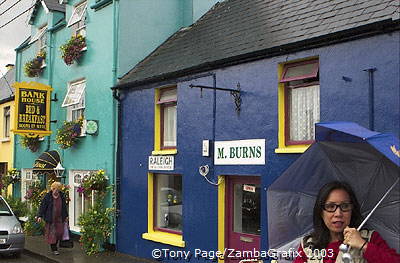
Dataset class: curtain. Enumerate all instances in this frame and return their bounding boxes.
[289,85,320,141]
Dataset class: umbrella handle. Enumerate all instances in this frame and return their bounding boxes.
[340,177,399,263]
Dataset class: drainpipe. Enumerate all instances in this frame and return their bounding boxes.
[111,0,120,247]
[364,68,376,131]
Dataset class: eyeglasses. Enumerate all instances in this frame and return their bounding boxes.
[322,202,353,212]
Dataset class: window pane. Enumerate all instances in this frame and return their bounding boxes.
[159,89,177,103]
[62,80,86,107]
[155,174,182,232]
[74,189,82,225]
[233,184,261,235]
[281,61,318,82]
[68,1,87,27]
[163,105,177,147]
[4,107,10,138]
[288,85,320,141]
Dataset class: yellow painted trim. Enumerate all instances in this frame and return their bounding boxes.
[277,63,286,150]
[142,232,185,247]
[143,173,185,247]
[147,173,154,233]
[151,149,178,155]
[275,145,310,153]
[218,176,225,263]
[154,89,161,151]
[276,57,318,153]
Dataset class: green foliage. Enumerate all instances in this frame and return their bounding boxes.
[24,206,45,236]
[20,136,42,152]
[78,202,115,255]
[60,35,86,65]
[4,196,28,218]
[23,50,46,78]
[24,181,46,209]
[55,119,83,149]
[0,169,21,195]
[79,170,108,197]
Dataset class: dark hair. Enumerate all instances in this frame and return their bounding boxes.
[305,181,363,249]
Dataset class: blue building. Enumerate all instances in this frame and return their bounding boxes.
[114,0,399,261]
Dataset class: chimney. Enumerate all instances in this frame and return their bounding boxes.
[5,64,14,71]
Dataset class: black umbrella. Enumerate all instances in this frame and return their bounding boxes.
[33,150,61,175]
[267,122,399,261]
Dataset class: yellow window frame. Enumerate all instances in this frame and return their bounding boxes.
[275,57,319,154]
[142,173,185,247]
[152,88,177,155]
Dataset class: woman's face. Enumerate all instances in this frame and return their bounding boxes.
[321,189,352,241]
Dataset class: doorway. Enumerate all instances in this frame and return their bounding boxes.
[226,176,261,262]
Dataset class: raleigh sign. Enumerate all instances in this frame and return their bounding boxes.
[214,139,266,165]
[148,155,174,171]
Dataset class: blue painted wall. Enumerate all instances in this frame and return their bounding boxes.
[117,31,399,261]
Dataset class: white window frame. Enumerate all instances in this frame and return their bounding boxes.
[67,1,87,36]
[68,170,96,232]
[29,25,47,45]
[62,79,86,108]
[21,169,39,202]
[3,107,10,138]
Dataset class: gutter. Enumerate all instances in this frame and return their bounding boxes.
[112,19,400,90]
[48,19,66,32]
[90,0,113,10]
[0,96,14,104]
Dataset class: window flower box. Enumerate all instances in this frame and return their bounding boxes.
[60,35,86,65]
[55,119,84,149]
[20,136,42,152]
[24,50,46,78]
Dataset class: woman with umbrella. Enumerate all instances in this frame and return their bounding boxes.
[293,181,400,263]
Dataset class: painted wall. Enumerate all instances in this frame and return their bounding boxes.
[117,32,400,261]
[0,100,14,168]
[14,0,116,235]
[117,0,220,78]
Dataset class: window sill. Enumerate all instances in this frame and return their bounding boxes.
[142,231,185,247]
[151,149,177,155]
[0,138,10,143]
[275,145,310,154]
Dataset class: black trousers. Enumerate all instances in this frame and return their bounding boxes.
[50,241,58,251]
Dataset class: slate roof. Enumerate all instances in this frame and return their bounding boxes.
[0,67,15,102]
[117,0,400,89]
[29,0,65,24]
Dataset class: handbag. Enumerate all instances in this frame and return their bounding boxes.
[59,222,74,248]
[62,222,70,241]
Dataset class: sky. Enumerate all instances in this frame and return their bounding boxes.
[0,0,32,75]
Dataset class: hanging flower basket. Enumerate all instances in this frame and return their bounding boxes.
[60,35,86,65]
[77,169,108,197]
[24,50,46,78]
[20,136,42,152]
[55,119,83,149]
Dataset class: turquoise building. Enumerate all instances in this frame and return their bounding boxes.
[13,0,219,249]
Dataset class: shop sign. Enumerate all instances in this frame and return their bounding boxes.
[12,81,53,137]
[148,155,174,171]
[214,139,266,165]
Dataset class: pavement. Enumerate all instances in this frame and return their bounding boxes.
[24,235,159,263]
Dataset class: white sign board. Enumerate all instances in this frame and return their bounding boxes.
[148,155,174,171]
[214,139,266,165]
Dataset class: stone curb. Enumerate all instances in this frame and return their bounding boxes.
[23,248,60,263]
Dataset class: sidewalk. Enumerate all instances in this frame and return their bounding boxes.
[24,235,159,263]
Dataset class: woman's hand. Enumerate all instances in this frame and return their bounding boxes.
[343,227,367,250]
[36,216,42,223]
